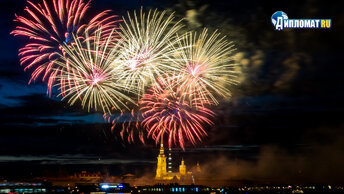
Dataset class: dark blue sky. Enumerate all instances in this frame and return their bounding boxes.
[0,0,343,183]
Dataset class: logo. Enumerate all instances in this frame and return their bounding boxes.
[271,11,331,31]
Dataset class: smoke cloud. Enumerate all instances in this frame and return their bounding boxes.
[195,125,344,186]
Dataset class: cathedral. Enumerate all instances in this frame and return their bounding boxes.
[155,136,200,181]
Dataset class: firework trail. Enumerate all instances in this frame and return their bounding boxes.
[139,76,215,149]
[108,109,145,143]
[53,29,135,114]
[113,8,184,97]
[171,29,238,105]
[11,0,119,94]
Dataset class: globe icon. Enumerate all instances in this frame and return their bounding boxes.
[271,11,288,29]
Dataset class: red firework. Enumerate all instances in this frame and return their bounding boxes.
[139,76,215,149]
[109,109,145,144]
[11,0,120,94]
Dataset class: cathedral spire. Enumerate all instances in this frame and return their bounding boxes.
[159,134,164,154]
[156,134,168,180]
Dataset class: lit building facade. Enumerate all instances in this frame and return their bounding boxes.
[155,136,200,181]
[179,159,186,176]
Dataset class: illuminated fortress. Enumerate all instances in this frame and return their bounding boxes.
[155,136,200,181]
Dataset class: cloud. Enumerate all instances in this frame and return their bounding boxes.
[0,79,46,107]
[0,93,100,127]
[172,145,258,152]
[0,154,154,165]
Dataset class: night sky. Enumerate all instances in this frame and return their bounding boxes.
[0,0,343,185]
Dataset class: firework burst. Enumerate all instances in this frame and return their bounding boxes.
[11,0,119,92]
[11,1,239,148]
[53,29,135,114]
[113,8,184,96]
[139,76,215,149]
[171,29,238,105]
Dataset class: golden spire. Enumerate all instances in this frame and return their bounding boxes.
[156,134,168,180]
[159,134,164,154]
